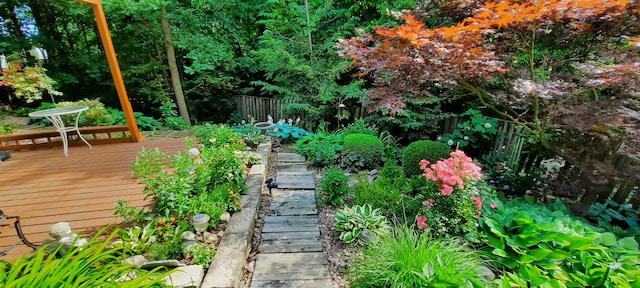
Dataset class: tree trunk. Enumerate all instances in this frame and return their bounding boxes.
[160,4,191,126]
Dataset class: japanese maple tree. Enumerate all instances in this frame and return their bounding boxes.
[338,0,639,148]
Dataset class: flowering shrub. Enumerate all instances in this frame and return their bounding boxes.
[0,56,61,103]
[415,150,495,236]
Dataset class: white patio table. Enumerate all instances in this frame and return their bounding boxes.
[28,106,93,156]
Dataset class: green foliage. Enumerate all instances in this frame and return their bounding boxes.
[111,223,157,255]
[0,54,62,104]
[587,199,640,230]
[334,204,390,246]
[160,99,187,130]
[295,132,343,167]
[339,152,365,173]
[479,198,640,287]
[107,108,163,131]
[184,244,216,268]
[12,103,55,117]
[0,124,15,135]
[25,102,58,126]
[481,153,542,197]
[348,227,490,288]
[193,124,246,151]
[268,122,313,144]
[130,138,245,220]
[402,140,451,177]
[439,109,499,151]
[352,174,417,224]
[318,167,351,206]
[55,98,113,126]
[343,133,384,168]
[0,228,168,288]
[418,179,496,237]
[339,118,378,136]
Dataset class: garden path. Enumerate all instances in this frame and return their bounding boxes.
[250,153,331,288]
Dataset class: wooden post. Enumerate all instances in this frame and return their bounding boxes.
[76,0,142,142]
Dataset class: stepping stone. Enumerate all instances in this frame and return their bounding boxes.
[278,153,306,163]
[272,190,316,202]
[262,222,319,233]
[261,230,320,241]
[259,239,323,253]
[276,163,308,172]
[264,215,318,225]
[250,279,331,288]
[251,252,329,282]
[276,175,315,189]
[270,204,317,216]
[277,170,313,177]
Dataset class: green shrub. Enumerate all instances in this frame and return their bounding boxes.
[193,124,246,151]
[352,175,412,220]
[402,140,451,177]
[0,228,168,287]
[318,167,351,206]
[295,132,343,167]
[348,227,490,288]
[0,124,15,135]
[107,108,163,131]
[56,98,113,126]
[334,204,390,245]
[340,118,378,136]
[343,133,384,168]
[479,198,640,287]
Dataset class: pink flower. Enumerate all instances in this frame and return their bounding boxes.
[420,150,483,195]
[441,185,454,196]
[471,196,483,210]
[422,199,434,208]
[416,215,429,229]
[419,159,430,170]
[490,203,498,209]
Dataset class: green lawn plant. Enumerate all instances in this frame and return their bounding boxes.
[348,227,490,288]
[352,173,416,223]
[342,133,384,168]
[479,197,640,287]
[318,167,351,206]
[0,228,168,288]
[334,204,390,246]
[402,140,451,177]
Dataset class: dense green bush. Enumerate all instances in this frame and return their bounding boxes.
[107,108,163,131]
[348,227,491,288]
[402,140,451,177]
[343,133,384,168]
[56,98,113,126]
[318,167,351,206]
[339,118,378,136]
[352,175,413,221]
[479,197,640,287]
[295,132,343,167]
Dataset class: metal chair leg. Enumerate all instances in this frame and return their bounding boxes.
[0,210,39,256]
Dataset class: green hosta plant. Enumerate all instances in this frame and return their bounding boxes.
[111,223,157,256]
[318,167,351,206]
[334,204,390,245]
[479,198,640,287]
[268,122,313,143]
[339,152,365,173]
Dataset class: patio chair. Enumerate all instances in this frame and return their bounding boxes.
[0,209,39,257]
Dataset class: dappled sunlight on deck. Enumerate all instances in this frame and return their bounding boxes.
[0,138,187,261]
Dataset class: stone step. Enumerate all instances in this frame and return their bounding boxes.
[276,175,316,189]
[262,222,319,233]
[270,205,317,216]
[277,170,313,177]
[276,163,309,172]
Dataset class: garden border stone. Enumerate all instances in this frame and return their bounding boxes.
[201,141,270,288]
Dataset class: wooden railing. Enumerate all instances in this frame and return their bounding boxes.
[0,125,133,151]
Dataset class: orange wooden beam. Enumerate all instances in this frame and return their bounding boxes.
[76,0,142,142]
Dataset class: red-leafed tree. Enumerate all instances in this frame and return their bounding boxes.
[338,0,640,208]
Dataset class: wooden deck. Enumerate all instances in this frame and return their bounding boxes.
[0,137,187,261]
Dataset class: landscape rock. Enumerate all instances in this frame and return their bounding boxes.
[164,265,204,288]
[219,212,231,223]
[181,231,197,241]
[203,232,218,244]
[122,255,148,268]
[49,222,72,239]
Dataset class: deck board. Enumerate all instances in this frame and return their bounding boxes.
[0,138,187,261]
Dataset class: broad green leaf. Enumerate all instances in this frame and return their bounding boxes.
[618,237,639,250]
[598,232,617,246]
[492,248,509,258]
